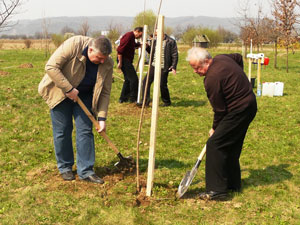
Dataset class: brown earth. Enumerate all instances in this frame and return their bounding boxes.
[18,63,34,68]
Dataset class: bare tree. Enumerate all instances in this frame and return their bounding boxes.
[272,0,298,72]
[42,17,51,57]
[262,18,281,68]
[106,21,123,48]
[235,0,268,54]
[0,0,22,31]
[78,19,89,36]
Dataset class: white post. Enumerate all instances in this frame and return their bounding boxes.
[137,25,148,104]
[146,15,164,197]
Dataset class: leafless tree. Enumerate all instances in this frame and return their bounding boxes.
[106,21,123,48]
[78,19,89,36]
[272,0,298,72]
[261,18,281,68]
[42,17,51,57]
[235,0,268,54]
[0,0,22,31]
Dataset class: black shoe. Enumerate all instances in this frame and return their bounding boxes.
[136,99,150,108]
[228,187,241,192]
[162,102,171,107]
[199,191,228,201]
[61,171,75,181]
[82,174,104,184]
[119,99,127,103]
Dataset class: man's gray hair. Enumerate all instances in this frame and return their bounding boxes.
[90,36,112,55]
[186,47,212,63]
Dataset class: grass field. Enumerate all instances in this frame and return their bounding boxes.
[0,44,300,224]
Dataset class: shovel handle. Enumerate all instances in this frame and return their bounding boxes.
[197,145,206,161]
[77,97,120,155]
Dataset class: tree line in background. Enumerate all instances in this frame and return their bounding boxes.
[1,0,300,72]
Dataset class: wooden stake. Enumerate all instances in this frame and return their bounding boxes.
[257,58,262,86]
[137,25,148,104]
[248,58,252,81]
[146,15,164,197]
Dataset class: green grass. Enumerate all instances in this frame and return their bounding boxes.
[0,46,300,224]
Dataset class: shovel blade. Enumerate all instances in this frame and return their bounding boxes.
[177,167,198,198]
[114,155,135,169]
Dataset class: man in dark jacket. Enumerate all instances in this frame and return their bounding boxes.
[117,27,143,103]
[187,47,257,200]
[139,33,178,107]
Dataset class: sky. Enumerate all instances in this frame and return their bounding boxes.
[15,0,271,20]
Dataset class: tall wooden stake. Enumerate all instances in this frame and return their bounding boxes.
[146,15,164,197]
[257,58,262,86]
[248,58,252,81]
[137,25,148,104]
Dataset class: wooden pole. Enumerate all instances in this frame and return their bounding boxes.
[137,25,148,104]
[248,58,252,81]
[257,58,262,87]
[146,14,164,197]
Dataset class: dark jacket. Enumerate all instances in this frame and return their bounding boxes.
[204,54,256,129]
[146,34,178,72]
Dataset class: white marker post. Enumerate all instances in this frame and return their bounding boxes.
[146,15,164,197]
[137,25,148,104]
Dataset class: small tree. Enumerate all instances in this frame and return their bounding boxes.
[23,38,32,49]
[51,34,65,48]
[272,0,298,72]
[132,10,156,33]
[106,22,122,48]
[182,25,198,46]
[78,20,90,36]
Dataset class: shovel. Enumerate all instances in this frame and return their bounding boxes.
[177,144,206,198]
[77,97,135,169]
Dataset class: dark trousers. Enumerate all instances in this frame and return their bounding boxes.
[119,59,138,102]
[142,65,171,104]
[205,101,257,192]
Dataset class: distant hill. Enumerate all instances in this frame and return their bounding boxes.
[3,15,238,36]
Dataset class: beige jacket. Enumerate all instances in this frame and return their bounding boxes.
[38,35,114,119]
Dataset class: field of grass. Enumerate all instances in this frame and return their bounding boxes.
[0,45,300,224]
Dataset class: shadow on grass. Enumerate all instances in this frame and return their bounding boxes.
[242,164,293,189]
[137,158,187,173]
[171,98,207,107]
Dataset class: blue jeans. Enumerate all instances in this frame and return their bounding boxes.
[50,93,95,179]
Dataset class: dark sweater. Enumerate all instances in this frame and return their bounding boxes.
[117,31,139,63]
[77,46,99,93]
[204,54,256,129]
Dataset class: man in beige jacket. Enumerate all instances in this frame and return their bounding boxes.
[38,35,113,184]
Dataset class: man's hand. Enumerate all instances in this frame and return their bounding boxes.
[117,62,122,69]
[209,128,215,137]
[97,121,106,133]
[66,88,79,102]
[169,67,176,75]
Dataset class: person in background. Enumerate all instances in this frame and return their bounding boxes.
[139,33,178,107]
[186,47,257,200]
[117,27,143,103]
[38,35,113,184]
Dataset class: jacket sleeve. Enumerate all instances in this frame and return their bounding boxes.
[96,58,114,119]
[45,37,77,93]
[170,40,178,70]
